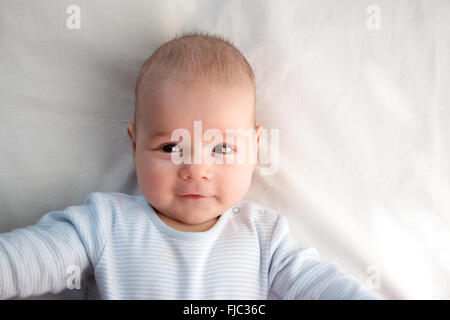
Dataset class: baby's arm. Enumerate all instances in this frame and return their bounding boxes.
[0,193,108,299]
[268,216,379,300]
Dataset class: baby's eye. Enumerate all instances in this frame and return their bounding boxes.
[160,143,181,153]
[213,144,234,154]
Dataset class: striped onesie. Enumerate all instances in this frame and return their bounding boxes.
[0,192,378,299]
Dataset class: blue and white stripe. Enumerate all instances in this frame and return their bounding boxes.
[0,192,379,299]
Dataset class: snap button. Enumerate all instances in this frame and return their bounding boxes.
[232,207,240,213]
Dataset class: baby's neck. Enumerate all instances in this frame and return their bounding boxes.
[155,211,219,232]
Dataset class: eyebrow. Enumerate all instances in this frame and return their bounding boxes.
[150,131,169,137]
[149,131,170,138]
[148,129,245,140]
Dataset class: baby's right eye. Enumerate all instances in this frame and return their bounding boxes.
[160,143,181,153]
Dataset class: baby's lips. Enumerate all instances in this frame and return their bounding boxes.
[177,193,214,198]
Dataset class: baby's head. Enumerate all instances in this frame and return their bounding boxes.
[127,32,263,232]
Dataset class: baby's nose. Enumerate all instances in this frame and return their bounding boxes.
[179,163,213,181]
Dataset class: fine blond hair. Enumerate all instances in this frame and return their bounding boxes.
[133,31,256,134]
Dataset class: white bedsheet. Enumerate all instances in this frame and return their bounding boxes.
[0,0,449,299]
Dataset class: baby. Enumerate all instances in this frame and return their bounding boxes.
[0,32,379,300]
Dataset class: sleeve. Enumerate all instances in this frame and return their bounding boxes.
[267,216,380,300]
[0,192,109,300]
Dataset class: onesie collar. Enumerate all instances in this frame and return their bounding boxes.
[135,195,234,240]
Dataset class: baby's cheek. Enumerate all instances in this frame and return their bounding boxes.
[216,164,253,202]
[136,158,172,194]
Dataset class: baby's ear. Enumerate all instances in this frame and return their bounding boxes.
[127,122,135,140]
[252,125,263,165]
[255,125,263,149]
[127,123,137,165]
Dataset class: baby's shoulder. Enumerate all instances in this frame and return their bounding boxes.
[233,199,281,227]
[83,191,147,217]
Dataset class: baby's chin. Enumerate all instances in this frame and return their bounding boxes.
[150,194,237,222]
[172,205,220,223]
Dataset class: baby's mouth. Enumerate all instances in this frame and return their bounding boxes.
[177,194,211,199]
[181,195,204,199]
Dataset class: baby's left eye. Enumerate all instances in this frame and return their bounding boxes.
[160,143,181,153]
[213,144,234,154]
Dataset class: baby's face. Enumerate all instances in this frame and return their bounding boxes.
[128,79,262,231]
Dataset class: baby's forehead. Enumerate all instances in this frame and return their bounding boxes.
[141,107,255,140]
[142,78,253,112]
[143,120,255,137]
[141,74,254,98]
[136,77,256,139]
